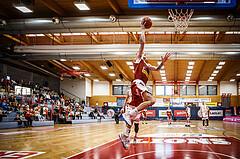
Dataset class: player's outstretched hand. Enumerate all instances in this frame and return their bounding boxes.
[161,52,171,64]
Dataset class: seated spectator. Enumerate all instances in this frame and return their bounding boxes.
[75,110,82,120]
[29,108,35,121]
[25,111,33,127]
[20,113,28,128]
[89,110,96,119]
[98,111,105,119]
[14,114,23,128]
[15,108,22,115]
[69,110,75,120]
[1,99,11,112]
[0,108,3,122]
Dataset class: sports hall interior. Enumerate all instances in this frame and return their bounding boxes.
[0,0,240,159]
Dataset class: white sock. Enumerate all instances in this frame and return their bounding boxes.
[124,127,130,137]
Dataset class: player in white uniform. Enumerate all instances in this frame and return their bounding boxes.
[200,101,209,130]
[185,103,191,127]
[120,90,141,147]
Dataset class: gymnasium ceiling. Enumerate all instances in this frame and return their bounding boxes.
[0,0,240,83]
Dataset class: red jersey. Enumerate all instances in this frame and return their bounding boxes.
[134,59,150,85]
[167,109,172,116]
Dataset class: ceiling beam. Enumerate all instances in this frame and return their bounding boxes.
[59,33,65,43]
[111,60,132,81]
[178,31,187,41]
[38,0,67,16]
[79,61,111,82]
[218,61,237,81]
[3,34,27,45]
[86,33,100,44]
[197,60,207,82]
[44,34,64,45]
[106,0,122,14]
[48,60,66,71]
[215,31,226,42]
[129,32,138,44]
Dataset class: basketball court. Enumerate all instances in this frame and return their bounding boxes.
[0,0,240,159]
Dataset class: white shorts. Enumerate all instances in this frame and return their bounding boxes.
[202,112,208,120]
[126,105,141,123]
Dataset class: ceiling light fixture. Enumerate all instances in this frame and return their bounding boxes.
[60,59,66,61]
[116,79,121,82]
[188,66,193,69]
[161,74,166,76]
[208,79,213,81]
[186,77,190,80]
[129,66,134,69]
[189,61,195,65]
[100,65,108,70]
[185,79,190,82]
[236,73,240,76]
[72,66,80,70]
[94,79,99,82]
[13,4,33,13]
[216,66,222,69]
[74,1,90,10]
[209,77,214,80]
[162,77,166,80]
[230,79,235,82]
[186,74,191,76]
[160,70,165,74]
[213,70,219,74]
[211,73,217,76]
[187,70,192,74]
[126,61,133,65]
[84,74,90,76]
[109,73,115,76]
[218,61,226,65]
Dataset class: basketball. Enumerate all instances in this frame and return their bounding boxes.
[142,17,152,29]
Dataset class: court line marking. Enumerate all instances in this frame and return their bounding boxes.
[0,150,45,159]
[65,138,119,159]
[122,150,237,159]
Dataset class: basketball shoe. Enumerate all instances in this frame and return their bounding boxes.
[133,135,137,144]
[119,133,129,149]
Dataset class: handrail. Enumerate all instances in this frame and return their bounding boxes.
[61,88,81,101]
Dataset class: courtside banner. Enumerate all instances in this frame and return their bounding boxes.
[147,110,156,117]
[209,110,223,117]
[174,110,187,117]
[159,110,167,117]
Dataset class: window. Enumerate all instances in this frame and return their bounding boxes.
[156,85,174,96]
[156,85,165,95]
[199,85,217,95]
[113,85,152,95]
[177,85,196,95]
[113,85,122,95]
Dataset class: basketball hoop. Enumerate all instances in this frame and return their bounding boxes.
[168,8,194,32]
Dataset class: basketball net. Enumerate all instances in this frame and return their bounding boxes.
[168,8,194,32]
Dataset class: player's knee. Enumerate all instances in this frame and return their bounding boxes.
[149,98,155,106]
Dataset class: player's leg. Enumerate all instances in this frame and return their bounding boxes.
[129,92,155,117]
[133,120,139,144]
[119,123,132,149]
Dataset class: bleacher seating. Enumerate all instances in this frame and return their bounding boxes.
[0,112,54,129]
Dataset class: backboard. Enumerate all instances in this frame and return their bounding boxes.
[128,0,236,9]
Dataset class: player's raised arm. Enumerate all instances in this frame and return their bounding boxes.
[149,52,171,71]
[136,21,146,61]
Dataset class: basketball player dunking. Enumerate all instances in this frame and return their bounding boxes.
[119,20,171,149]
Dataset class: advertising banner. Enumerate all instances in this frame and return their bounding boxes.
[147,110,156,117]
[174,110,187,117]
[159,110,167,117]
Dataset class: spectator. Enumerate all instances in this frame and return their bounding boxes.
[15,108,22,115]
[115,108,121,124]
[20,113,28,128]
[1,99,11,111]
[25,111,33,127]
[29,108,35,121]
[98,111,105,120]
[75,110,82,120]
[14,114,23,128]
[89,110,96,119]
[0,108,3,122]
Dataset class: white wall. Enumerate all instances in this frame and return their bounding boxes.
[93,81,109,95]
[60,78,85,100]
[85,78,91,97]
[220,81,237,95]
[112,81,131,85]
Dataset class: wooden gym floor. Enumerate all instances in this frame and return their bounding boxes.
[0,120,239,159]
